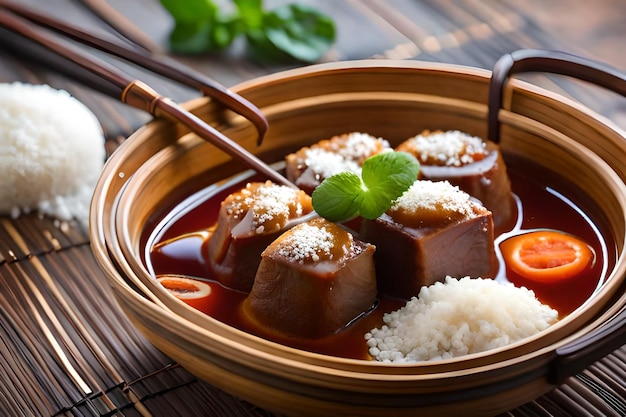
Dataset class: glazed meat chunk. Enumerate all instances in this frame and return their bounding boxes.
[360,180,497,300]
[207,181,313,292]
[397,130,516,231]
[244,218,377,339]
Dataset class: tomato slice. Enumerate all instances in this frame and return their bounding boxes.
[157,275,212,309]
[500,230,594,283]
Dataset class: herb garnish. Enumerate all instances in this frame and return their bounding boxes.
[159,0,336,63]
[312,152,420,222]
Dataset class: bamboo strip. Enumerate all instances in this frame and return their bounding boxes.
[63,247,172,371]
[586,361,626,397]
[575,373,626,415]
[40,251,143,384]
[21,257,120,390]
[0,270,80,413]
[500,400,551,417]
[5,263,95,399]
[0,215,89,261]
[0,333,52,415]
[536,389,595,416]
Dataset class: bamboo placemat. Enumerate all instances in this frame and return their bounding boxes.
[0,0,624,416]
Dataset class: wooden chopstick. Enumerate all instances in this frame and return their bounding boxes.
[0,5,293,188]
[77,0,160,54]
[0,0,269,145]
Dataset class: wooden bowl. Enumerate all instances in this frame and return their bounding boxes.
[90,59,626,416]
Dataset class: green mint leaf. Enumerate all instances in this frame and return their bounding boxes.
[312,152,420,222]
[359,152,420,219]
[247,4,336,63]
[311,172,362,222]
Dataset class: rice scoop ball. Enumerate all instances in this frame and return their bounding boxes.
[0,82,105,227]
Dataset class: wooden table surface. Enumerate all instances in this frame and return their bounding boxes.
[0,1,624,416]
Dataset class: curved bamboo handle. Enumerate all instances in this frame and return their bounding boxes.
[488,49,626,383]
[488,48,626,143]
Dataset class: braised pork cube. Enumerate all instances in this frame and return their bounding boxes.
[207,181,313,292]
[360,180,497,300]
[244,218,377,339]
[396,130,515,230]
[285,132,390,195]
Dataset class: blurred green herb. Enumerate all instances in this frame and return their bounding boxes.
[159,0,336,63]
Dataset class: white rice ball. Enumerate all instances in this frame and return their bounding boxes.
[365,276,559,363]
[0,82,105,228]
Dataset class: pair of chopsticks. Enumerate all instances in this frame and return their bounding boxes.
[0,0,294,188]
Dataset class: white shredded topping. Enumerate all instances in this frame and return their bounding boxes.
[250,185,303,228]
[304,148,361,178]
[403,130,486,166]
[276,222,336,263]
[332,132,388,161]
[303,132,389,178]
[226,182,304,234]
[392,180,477,218]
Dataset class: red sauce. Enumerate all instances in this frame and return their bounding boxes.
[144,158,615,360]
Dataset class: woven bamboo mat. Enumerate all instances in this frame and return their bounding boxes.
[0,0,624,416]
